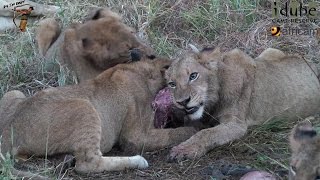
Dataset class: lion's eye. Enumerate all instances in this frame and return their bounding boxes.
[168,81,176,88]
[189,72,199,81]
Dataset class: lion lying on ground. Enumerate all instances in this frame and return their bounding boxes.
[289,118,320,180]
[0,58,195,178]
[36,8,155,82]
[165,47,320,160]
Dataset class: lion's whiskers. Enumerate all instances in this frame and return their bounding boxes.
[203,110,247,132]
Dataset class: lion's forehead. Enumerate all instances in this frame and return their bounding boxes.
[80,20,130,36]
[167,65,188,81]
[78,23,138,47]
[168,57,201,78]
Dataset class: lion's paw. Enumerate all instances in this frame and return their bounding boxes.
[169,143,203,161]
[130,155,149,169]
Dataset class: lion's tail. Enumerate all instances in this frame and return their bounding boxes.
[36,18,61,56]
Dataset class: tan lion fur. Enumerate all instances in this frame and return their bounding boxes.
[165,48,320,160]
[289,119,320,180]
[0,58,196,175]
[36,8,155,82]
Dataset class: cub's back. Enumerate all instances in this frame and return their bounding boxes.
[248,50,320,125]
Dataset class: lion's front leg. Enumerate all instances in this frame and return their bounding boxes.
[121,127,197,153]
[144,127,198,151]
[169,119,247,161]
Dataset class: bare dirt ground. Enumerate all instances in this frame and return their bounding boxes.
[1,0,320,179]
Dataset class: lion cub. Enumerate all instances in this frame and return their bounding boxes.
[36,8,155,82]
[165,47,320,160]
[0,58,195,174]
[289,119,320,180]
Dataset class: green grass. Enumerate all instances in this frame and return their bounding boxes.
[0,27,73,97]
[148,30,179,57]
[0,151,15,180]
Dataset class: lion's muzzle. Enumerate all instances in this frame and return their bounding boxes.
[186,106,199,114]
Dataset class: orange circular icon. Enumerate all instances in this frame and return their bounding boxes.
[271,26,280,36]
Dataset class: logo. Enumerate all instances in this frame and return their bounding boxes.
[272,0,318,23]
[270,1,320,37]
[3,0,25,9]
[13,5,34,32]
[271,26,281,36]
[2,1,34,32]
[270,26,320,37]
[272,0,317,18]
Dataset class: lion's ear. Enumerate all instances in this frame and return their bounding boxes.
[81,38,100,52]
[86,8,121,21]
[85,8,105,20]
[199,47,221,60]
[153,58,172,76]
[91,9,103,20]
[82,38,93,49]
[196,47,221,68]
[161,63,171,77]
[290,121,317,153]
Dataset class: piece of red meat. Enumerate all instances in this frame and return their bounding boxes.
[152,87,173,128]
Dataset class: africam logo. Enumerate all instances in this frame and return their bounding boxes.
[271,27,281,36]
[270,26,320,37]
[3,0,34,32]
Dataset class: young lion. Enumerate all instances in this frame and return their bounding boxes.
[165,47,320,160]
[36,8,155,82]
[0,58,195,176]
[289,119,320,180]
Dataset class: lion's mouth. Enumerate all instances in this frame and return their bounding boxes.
[186,106,199,114]
[185,102,204,114]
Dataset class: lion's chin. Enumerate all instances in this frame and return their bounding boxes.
[188,106,204,121]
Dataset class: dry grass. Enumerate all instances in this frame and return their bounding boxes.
[1,0,320,179]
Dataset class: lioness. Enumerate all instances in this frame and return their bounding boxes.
[0,58,195,176]
[36,8,155,82]
[289,119,320,180]
[165,47,320,160]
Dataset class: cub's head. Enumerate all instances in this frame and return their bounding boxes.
[289,120,320,180]
[134,57,172,94]
[70,8,155,70]
[165,47,221,120]
[98,57,171,96]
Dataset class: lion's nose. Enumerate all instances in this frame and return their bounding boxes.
[177,97,191,107]
[130,48,142,61]
[147,54,156,60]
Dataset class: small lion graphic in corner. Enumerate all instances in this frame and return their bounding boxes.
[0,0,59,31]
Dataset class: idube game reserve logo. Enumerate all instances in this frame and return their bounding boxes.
[272,0,317,23]
[270,0,319,37]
